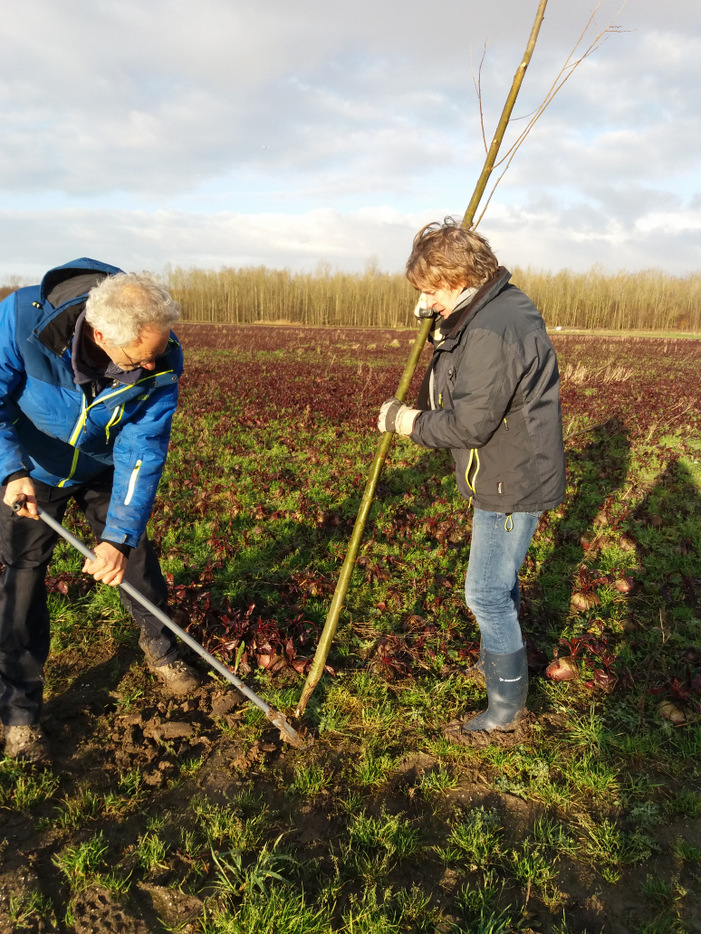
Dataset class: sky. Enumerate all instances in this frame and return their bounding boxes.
[1,0,699,283]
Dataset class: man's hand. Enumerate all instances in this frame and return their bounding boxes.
[4,477,39,519]
[378,398,420,436]
[83,541,128,587]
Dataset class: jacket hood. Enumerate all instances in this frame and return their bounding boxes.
[40,258,124,306]
[36,259,124,356]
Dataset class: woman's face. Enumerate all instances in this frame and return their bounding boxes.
[422,286,464,318]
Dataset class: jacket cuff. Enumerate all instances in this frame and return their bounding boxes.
[396,407,421,436]
[99,538,133,557]
[2,469,30,486]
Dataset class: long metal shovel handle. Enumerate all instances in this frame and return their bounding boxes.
[12,501,305,748]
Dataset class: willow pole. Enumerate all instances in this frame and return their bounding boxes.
[295,0,549,719]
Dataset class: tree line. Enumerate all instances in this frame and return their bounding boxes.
[2,265,699,332]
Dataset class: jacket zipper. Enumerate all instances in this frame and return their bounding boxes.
[464,448,480,505]
[105,404,125,443]
[124,460,142,506]
[58,369,174,486]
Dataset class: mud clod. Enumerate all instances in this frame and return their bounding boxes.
[70,885,149,934]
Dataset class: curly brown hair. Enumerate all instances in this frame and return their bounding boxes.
[405,217,499,291]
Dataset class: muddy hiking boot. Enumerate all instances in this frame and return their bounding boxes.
[3,724,52,764]
[444,645,528,744]
[140,633,202,696]
[147,658,202,696]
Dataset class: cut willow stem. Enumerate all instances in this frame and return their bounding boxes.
[295,0,549,719]
[295,315,433,717]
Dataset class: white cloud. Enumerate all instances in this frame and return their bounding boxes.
[0,0,700,281]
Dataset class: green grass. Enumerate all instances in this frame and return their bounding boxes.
[2,331,699,932]
[52,831,109,889]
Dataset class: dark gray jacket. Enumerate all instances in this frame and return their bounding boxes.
[411,267,565,513]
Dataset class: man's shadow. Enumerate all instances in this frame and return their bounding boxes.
[42,654,125,762]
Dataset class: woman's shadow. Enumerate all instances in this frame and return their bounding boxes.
[521,417,632,672]
[624,455,701,720]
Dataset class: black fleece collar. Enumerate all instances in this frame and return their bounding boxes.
[71,310,142,387]
[37,270,110,356]
[439,267,512,342]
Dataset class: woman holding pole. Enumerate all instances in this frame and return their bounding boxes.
[378,217,565,742]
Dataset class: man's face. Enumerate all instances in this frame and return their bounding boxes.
[103,325,170,372]
[423,286,464,318]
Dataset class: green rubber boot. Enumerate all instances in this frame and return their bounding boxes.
[461,645,527,733]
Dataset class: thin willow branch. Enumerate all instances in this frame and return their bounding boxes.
[471,44,489,153]
[461,0,549,230]
[472,1,629,227]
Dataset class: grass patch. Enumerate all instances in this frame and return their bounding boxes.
[1,328,699,932]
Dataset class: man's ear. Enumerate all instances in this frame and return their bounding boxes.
[89,325,108,350]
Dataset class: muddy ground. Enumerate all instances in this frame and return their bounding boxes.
[2,635,700,934]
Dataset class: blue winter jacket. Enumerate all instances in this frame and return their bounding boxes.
[0,258,182,548]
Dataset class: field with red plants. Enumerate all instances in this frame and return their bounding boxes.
[167,325,701,703]
[2,324,700,934]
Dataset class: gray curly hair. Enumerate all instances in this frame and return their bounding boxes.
[85,273,181,346]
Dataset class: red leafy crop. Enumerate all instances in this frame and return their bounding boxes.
[28,326,699,704]
[548,623,629,693]
[165,566,318,677]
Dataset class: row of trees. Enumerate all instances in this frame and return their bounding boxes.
[2,265,699,332]
[165,264,701,332]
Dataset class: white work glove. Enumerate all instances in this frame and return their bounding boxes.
[414,293,434,319]
[378,398,420,436]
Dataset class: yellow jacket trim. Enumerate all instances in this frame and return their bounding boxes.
[57,447,81,488]
[464,448,480,507]
[105,405,125,443]
[60,369,175,484]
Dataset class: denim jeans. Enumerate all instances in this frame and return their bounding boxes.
[0,474,177,726]
[464,508,542,655]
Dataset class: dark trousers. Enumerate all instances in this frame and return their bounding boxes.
[0,475,178,726]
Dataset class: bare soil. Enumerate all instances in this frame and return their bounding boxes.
[2,637,699,933]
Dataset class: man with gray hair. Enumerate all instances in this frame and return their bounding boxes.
[0,258,200,764]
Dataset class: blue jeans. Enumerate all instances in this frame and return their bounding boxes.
[464,508,541,655]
